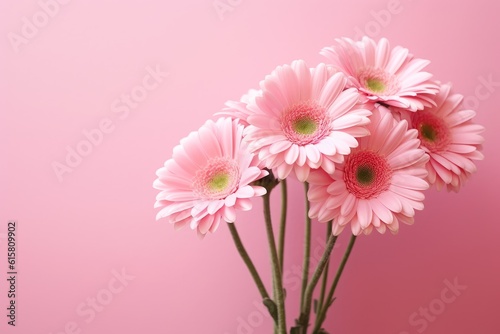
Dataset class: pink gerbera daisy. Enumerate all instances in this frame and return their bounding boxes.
[402,83,485,191]
[244,60,372,182]
[153,118,268,237]
[321,37,439,111]
[308,109,429,235]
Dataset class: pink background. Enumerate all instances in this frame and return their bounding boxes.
[1,0,499,333]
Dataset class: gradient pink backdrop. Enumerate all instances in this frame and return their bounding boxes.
[1,0,499,333]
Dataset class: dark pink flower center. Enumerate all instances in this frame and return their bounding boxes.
[194,157,240,200]
[358,68,400,95]
[280,101,331,145]
[344,150,392,199]
[412,111,450,152]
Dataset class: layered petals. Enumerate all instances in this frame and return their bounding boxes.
[308,109,429,235]
[400,83,485,191]
[321,37,439,111]
[244,60,372,181]
[153,118,268,237]
[215,89,261,126]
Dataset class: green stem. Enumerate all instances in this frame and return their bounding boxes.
[299,183,312,312]
[316,221,333,319]
[263,193,287,334]
[227,222,271,300]
[312,235,357,334]
[299,233,338,334]
[278,180,288,274]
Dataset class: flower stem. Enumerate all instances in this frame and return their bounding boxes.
[299,182,312,314]
[278,179,288,274]
[312,234,357,333]
[263,193,287,334]
[227,222,277,320]
[299,233,338,334]
[316,221,333,319]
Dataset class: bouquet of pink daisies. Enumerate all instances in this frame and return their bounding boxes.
[153,37,484,334]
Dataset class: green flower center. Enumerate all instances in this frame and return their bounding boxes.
[420,124,437,142]
[412,111,451,153]
[293,117,317,135]
[208,173,230,191]
[344,150,392,199]
[365,78,386,93]
[194,157,240,200]
[356,165,375,186]
[280,101,330,145]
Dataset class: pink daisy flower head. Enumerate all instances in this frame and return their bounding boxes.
[153,118,268,237]
[308,108,430,236]
[244,60,372,182]
[321,37,439,111]
[404,83,485,192]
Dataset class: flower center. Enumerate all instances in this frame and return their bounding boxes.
[420,124,437,142]
[356,165,375,185]
[194,157,240,200]
[365,78,386,93]
[208,173,230,191]
[343,150,392,199]
[280,101,331,145]
[293,117,317,135]
[358,68,400,95]
[412,111,450,152]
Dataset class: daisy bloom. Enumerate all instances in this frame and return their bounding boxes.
[402,83,485,191]
[308,109,429,235]
[321,37,439,111]
[153,118,268,237]
[244,60,372,182]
